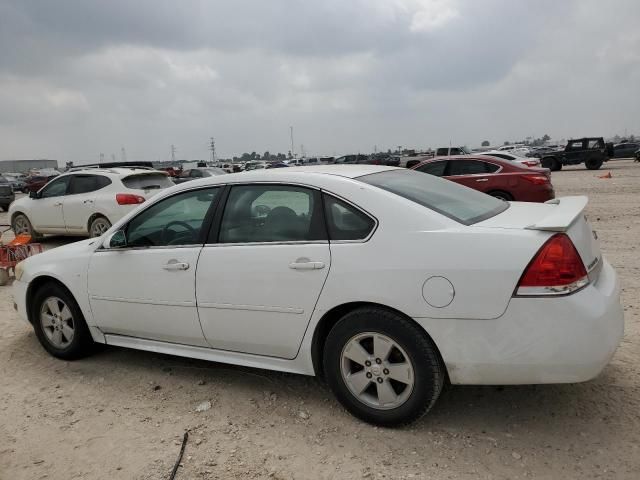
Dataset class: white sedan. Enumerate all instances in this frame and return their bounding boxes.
[12,165,623,426]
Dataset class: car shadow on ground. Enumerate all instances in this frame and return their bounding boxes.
[8,329,627,438]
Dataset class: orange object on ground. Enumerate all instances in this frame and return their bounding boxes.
[598,172,612,179]
[8,234,32,246]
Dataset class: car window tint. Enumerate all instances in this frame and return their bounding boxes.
[416,161,447,176]
[126,188,219,247]
[323,195,375,241]
[484,162,500,173]
[191,170,203,177]
[219,185,325,243]
[121,173,173,190]
[358,169,508,225]
[40,176,70,198]
[69,175,112,194]
[448,160,490,176]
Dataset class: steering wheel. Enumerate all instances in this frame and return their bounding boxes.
[162,220,197,245]
[253,204,271,216]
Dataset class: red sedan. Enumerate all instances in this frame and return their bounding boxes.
[410,155,554,202]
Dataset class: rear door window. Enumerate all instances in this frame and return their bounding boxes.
[358,169,508,225]
[68,174,112,194]
[448,160,497,176]
[323,195,375,241]
[218,185,325,243]
[122,173,173,190]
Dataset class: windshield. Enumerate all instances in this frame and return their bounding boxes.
[122,173,174,190]
[358,169,508,225]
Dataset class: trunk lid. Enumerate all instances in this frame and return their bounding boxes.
[475,196,601,278]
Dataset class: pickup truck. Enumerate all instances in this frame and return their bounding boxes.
[538,137,613,171]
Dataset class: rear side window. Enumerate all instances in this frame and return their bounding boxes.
[448,160,497,176]
[323,195,375,241]
[358,169,508,225]
[122,173,173,190]
[69,174,112,194]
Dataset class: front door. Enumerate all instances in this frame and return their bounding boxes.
[88,187,221,346]
[29,176,71,233]
[196,184,330,359]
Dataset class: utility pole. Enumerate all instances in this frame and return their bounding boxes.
[99,153,104,164]
[290,126,295,158]
[171,144,177,163]
[209,137,216,164]
[121,147,127,163]
[300,144,305,158]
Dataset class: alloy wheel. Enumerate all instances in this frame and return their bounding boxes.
[340,332,414,410]
[40,296,75,348]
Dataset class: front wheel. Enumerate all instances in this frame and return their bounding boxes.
[12,213,43,240]
[323,307,445,426]
[32,282,95,360]
[488,190,513,201]
[585,158,603,170]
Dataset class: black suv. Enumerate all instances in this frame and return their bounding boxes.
[0,176,15,211]
[539,137,613,171]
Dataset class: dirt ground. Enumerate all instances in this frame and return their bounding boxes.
[1,160,639,480]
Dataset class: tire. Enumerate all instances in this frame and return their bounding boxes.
[31,282,95,360]
[488,190,513,201]
[0,205,7,212]
[89,216,112,238]
[323,307,445,426]
[11,213,43,240]
[0,269,9,286]
[585,158,603,170]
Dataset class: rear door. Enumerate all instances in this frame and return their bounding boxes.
[445,159,501,193]
[63,174,112,234]
[196,184,330,359]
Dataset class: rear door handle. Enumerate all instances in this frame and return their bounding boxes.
[53,202,63,206]
[475,178,488,182]
[289,260,325,270]
[163,260,190,271]
[83,199,94,204]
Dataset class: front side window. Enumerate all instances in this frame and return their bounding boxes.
[126,187,220,247]
[358,169,508,225]
[324,195,375,241]
[68,174,112,195]
[218,185,325,243]
[190,170,203,178]
[567,141,583,151]
[416,161,447,176]
[40,176,70,198]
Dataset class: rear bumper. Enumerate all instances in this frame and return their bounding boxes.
[415,259,623,385]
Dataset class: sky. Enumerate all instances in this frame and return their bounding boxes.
[0,0,639,163]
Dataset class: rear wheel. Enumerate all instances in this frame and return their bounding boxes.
[32,282,95,360]
[12,213,43,240]
[488,190,513,201]
[323,307,445,426]
[89,216,111,238]
[542,156,561,171]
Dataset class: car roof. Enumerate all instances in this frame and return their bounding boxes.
[414,155,518,169]
[169,165,399,192]
[62,167,165,177]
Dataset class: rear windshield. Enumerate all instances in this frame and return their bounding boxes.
[122,173,173,190]
[358,169,508,225]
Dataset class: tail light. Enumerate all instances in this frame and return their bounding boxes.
[523,160,539,167]
[116,193,146,205]
[515,233,589,296]
[520,174,549,185]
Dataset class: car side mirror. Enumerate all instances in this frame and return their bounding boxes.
[105,230,127,249]
[29,191,39,199]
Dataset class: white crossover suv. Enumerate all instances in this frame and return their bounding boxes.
[9,167,173,238]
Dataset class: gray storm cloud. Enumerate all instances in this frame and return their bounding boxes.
[0,0,638,162]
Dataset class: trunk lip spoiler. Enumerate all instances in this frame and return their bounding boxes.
[524,196,588,232]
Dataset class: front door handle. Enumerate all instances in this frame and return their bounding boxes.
[475,178,488,182]
[53,202,63,206]
[163,259,190,271]
[289,259,325,270]
[83,199,94,204]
